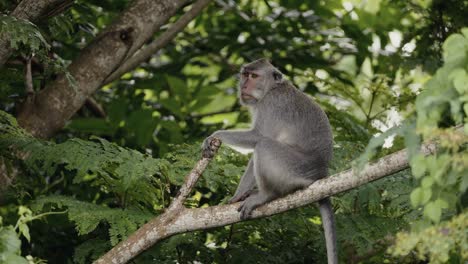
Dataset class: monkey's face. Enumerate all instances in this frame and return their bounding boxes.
[238,59,283,106]
[238,68,272,105]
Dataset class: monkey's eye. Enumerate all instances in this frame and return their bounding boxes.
[251,73,259,78]
[242,72,249,78]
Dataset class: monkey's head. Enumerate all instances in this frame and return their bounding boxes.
[238,58,283,105]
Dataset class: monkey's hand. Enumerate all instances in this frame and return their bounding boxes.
[237,191,262,220]
[238,200,255,220]
[228,190,253,204]
[202,136,222,158]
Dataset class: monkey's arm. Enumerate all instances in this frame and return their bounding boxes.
[202,129,263,158]
[210,129,263,148]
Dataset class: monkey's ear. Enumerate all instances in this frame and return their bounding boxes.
[272,70,283,83]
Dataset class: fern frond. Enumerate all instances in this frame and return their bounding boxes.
[0,111,170,207]
[32,195,152,245]
[0,15,50,52]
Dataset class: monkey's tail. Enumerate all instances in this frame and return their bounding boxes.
[319,197,338,264]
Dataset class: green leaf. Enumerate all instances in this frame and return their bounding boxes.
[463,27,468,38]
[423,201,442,223]
[125,109,158,146]
[17,224,30,242]
[0,227,21,254]
[410,154,426,178]
[449,69,468,94]
[434,199,448,209]
[410,187,432,207]
[160,97,183,119]
[421,177,434,188]
[166,75,189,103]
[430,154,451,184]
[460,172,468,192]
[442,34,466,65]
[1,254,29,264]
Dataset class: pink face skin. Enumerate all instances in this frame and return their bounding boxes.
[240,69,261,103]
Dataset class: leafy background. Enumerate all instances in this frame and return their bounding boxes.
[0,0,467,263]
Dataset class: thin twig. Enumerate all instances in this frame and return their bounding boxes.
[168,137,221,210]
[84,97,106,118]
[25,55,34,95]
[94,137,221,264]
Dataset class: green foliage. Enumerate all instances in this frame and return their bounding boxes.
[73,238,110,264]
[336,169,418,258]
[1,0,467,263]
[356,124,407,167]
[0,207,51,264]
[416,28,468,132]
[0,225,28,264]
[408,28,468,224]
[390,212,468,263]
[358,28,468,263]
[0,110,171,208]
[391,28,468,263]
[0,111,246,262]
[32,195,152,246]
[0,15,50,52]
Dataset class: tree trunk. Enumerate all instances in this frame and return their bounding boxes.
[16,0,187,138]
[103,0,213,85]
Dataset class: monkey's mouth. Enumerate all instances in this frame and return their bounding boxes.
[241,94,255,100]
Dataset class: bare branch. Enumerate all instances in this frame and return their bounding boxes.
[84,97,106,118]
[95,139,437,264]
[168,137,221,210]
[95,137,221,264]
[103,0,213,85]
[24,55,34,95]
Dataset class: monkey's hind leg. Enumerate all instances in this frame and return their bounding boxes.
[238,190,272,220]
[229,158,257,203]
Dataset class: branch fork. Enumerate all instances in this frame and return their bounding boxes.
[95,137,222,264]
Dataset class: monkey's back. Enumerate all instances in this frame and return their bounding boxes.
[254,82,333,165]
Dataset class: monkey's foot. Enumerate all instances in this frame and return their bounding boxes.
[202,136,221,158]
[238,200,256,220]
[228,190,254,204]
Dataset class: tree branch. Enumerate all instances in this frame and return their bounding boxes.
[24,55,34,95]
[16,0,188,138]
[0,0,73,67]
[94,137,222,264]
[103,0,213,85]
[95,139,437,264]
[83,97,106,118]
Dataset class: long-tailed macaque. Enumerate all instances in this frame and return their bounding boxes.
[202,58,337,264]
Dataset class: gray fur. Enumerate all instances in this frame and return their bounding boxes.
[202,59,337,264]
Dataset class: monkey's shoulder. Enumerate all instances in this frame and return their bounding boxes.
[265,84,322,113]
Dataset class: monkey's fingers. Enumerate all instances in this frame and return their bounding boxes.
[202,137,221,158]
[228,196,241,204]
[238,202,254,220]
[240,206,253,220]
[228,191,251,204]
[228,194,243,204]
[202,148,215,158]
